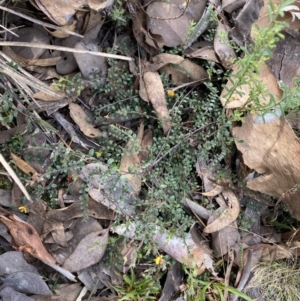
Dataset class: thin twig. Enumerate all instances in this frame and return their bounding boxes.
[0,41,133,61]
[0,5,83,38]
[150,124,215,168]
[0,154,33,203]
[0,24,20,36]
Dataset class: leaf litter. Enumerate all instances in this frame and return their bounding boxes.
[0,0,300,300]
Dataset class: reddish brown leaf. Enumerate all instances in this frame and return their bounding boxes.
[0,214,55,264]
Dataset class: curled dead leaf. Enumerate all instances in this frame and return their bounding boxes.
[69,103,102,138]
[0,214,56,264]
[147,53,184,72]
[201,185,224,197]
[203,190,240,233]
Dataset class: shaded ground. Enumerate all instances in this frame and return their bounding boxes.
[1,0,300,300]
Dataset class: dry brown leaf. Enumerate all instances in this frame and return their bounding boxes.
[139,128,153,162]
[87,0,114,11]
[32,83,66,101]
[113,221,215,274]
[34,0,84,26]
[35,0,110,26]
[143,71,171,134]
[147,53,184,72]
[203,190,240,233]
[257,244,293,261]
[3,46,61,68]
[69,103,102,138]
[120,123,144,194]
[201,185,224,197]
[41,283,82,301]
[214,22,237,68]
[119,125,152,194]
[233,115,300,220]
[220,63,282,108]
[252,0,300,38]
[211,221,240,257]
[0,214,56,264]
[160,59,208,85]
[146,0,206,47]
[185,46,219,63]
[45,20,77,38]
[62,229,109,272]
[129,0,160,55]
[139,77,149,102]
[11,152,38,180]
[222,0,246,13]
[46,197,115,221]
[147,2,190,47]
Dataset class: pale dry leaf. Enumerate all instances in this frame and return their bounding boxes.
[69,103,102,138]
[252,0,300,38]
[46,197,115,221]
[113,221,215,274]
[3,46,61,68]
[260,244,293,261]
[11,152,38,180]
[43,283,82,301]
[143,71,171,134]
[34,0,84,26]
[87,0,114,11]
[45,20,77,38]
[203,190,240,233]
[222,0,246,13]
[211,221,240,257]
[160,59,208,85]
[184,198,210,220]
[139,77,149,102]
[32,83,66,101]
[62,229,109,272]
[201,185,224,197]
[233,115,300,220]
[139,128,153,162]
[120,123,144,194]
[185,46,219,63]
[79,163,138,216]
[282,4,300,11]
[214,22,237,68]
[147,53,184,72]
[220,63,282,108]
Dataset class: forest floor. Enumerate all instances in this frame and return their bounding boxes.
[0,0,300,300]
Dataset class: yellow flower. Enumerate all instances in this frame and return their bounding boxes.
[19,206,28,214]
[167,90,175,97]
[155,255,163,265]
